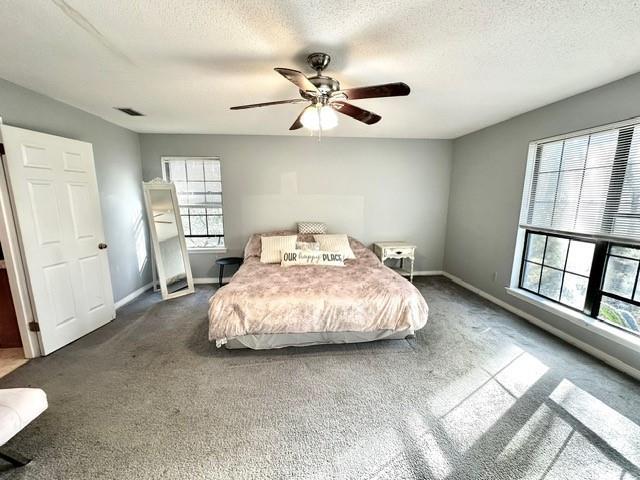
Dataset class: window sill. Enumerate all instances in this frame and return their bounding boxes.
[506,287,640,352]
[187,247,227,254]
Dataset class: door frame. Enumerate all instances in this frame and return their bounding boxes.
[0,118,40,358]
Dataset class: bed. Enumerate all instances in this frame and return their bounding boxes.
[208,232,429,349]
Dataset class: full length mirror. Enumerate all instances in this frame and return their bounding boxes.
[143,180,194,300]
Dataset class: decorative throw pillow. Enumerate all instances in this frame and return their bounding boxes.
[298,221,327,234]
[281,250,345,267]
[244,230,297,259]
[296,241,320,251]
[260,235,297,264]
[313,234,356,259]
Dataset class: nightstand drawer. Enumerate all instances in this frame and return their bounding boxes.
[384,247,414,258]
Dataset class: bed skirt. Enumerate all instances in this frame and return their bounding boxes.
[222,329,414,350]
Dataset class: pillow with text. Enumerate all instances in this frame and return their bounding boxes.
[281,250,345,267]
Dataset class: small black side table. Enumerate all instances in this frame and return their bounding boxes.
[215,257,243,287]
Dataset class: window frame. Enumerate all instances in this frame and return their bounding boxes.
[598,242,640,312]
[511,117,640,342]
[517,229,640,338]
[161,156,225,251]
[518,230,596,315]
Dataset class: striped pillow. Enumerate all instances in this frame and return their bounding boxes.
[313,234,356,260]
[260,235,298,264]
[298,221,327,234]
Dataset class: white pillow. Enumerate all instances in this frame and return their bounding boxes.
[298,221,327,234]
[313,234,356,260]
[281,250,345,267]
[260,235,297,263]
[296,241,320,251]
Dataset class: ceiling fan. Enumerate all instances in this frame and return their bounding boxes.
[230,52,410,132]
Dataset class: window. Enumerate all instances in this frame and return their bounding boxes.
[515,118,640,336]
[599,244,640,333]
[520,232,594,310]
[162,157,224,249]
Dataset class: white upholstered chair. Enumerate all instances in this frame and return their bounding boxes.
[0,388,48,467]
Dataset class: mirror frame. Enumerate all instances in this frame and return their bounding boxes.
[142,180,194,300]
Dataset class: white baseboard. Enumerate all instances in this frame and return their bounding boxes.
[404,270,444,276]
[115,278,224,308]
[194,277,233,285]
[114,282,153,310]
[441,272,640,381]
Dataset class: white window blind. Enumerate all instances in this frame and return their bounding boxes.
[520,119,640,243]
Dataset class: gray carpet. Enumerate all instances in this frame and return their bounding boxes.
[1,276,639,479]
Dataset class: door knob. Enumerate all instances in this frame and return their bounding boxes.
[98,243,108,250]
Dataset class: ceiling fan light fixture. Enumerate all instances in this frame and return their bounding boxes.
[300,105,338,131]
[230,52,410,133]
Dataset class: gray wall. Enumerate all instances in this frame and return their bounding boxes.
[6,68,636,369]
[0,78,151,302]
[444,72,640,371]
[140,134,452,279]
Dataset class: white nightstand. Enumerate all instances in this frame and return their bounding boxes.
[373,242,416,282]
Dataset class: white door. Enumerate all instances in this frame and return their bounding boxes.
[1,125,115,354]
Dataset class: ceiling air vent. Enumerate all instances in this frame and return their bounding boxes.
[115,107,144,116]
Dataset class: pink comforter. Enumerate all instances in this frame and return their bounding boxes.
[208,234,429,343]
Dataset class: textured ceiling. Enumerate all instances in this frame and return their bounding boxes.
[1,0,640,139]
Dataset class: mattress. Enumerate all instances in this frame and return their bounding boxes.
[208,233,429,348]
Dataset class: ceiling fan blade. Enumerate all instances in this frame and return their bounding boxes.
[340,82,410,100]
[274,68,319,95]
[331,101,381,125]
[230,98,307,110]
[289,107,306,130]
